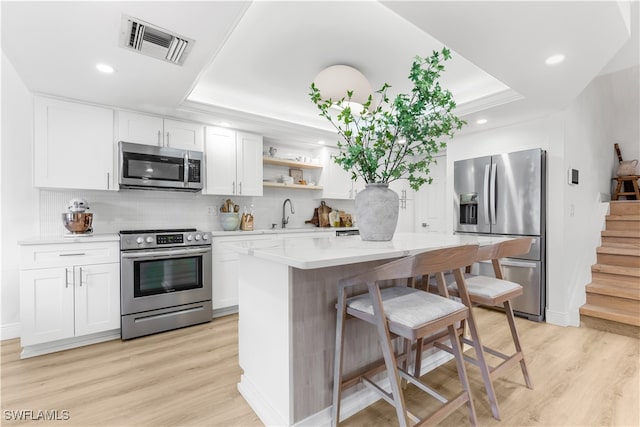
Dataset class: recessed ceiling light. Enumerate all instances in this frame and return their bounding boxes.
[476,119,488,125]
[318,140,325,145]
[545,54,565,66]
[96,63,115,74]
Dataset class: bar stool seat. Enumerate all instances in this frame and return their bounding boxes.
[332,245,481,427]
[447,273,522,304]
[348,286,467,329]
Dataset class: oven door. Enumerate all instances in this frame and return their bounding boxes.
[120,246,212,316]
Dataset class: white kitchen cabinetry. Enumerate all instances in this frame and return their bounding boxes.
[117,111,204,151]
[204,127,263,196]
[19,240,120,357]
[416,157,447,233]
[390,180,415,233]
[34,96,115,190]
[211,234,272,314]
[211,231,335,313]
[320,148,364,199]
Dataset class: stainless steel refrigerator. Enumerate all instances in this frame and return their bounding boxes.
[454,148,546,321]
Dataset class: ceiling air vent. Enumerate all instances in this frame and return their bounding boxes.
[120,15,194,65]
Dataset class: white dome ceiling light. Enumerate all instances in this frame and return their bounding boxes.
[313,65,373,113]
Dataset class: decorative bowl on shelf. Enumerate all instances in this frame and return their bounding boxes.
[220,212,240,231]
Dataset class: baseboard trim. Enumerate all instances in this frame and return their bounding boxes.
[546,309,570,326]
[212,305,238,318]
[20,329,121,359]
[1,323,20,341]
[238,374,288,426]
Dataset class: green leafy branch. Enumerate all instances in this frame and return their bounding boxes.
[309,47,466,191]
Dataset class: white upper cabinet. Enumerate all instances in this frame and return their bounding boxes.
[235,131,263,197]
[117,111,163,146]
[163,118,204,151]
[116,111,204,151]
[204,127,263,196]
[321,147,362,199]
[34,96,115,191]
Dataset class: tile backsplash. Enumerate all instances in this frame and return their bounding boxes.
[40,188,355,237]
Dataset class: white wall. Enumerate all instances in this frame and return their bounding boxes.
[595,66,640,172]
[446,65,639,327]
[1,53,38,339]
[562,65,639,324]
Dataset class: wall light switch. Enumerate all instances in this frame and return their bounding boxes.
[568,168,579,185]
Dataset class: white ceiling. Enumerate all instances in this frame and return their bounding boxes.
[2,1,638,146]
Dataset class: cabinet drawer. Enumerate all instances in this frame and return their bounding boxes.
[21,242,119,269]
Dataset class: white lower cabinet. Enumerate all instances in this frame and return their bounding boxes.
[211,234,272,313]
[19,240,120,355]
[211,231,335,312]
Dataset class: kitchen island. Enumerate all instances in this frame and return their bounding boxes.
[230,232,509,426]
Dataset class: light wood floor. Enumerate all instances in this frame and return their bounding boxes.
[1,308,638,426]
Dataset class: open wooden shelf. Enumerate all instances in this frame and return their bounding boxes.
[263,157,322,169]
[263,182,323,190]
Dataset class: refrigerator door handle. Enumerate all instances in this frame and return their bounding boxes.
[483,164,490,225]
[490,163,497,225]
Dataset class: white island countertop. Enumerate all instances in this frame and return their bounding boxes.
[228,232,510,269]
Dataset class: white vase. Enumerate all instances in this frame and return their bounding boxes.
[355,183,399,241]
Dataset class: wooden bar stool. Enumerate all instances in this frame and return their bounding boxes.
[612,175,640,200]
[436,238,534,417]
[332,245,480,427]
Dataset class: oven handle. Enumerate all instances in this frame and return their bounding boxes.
[121,247,212,259]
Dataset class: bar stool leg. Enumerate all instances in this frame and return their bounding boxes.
[464,309,501,420]
[331,287,348,427]
[448,324,478,427]
[504,300,533,389]
[369,284,410,426]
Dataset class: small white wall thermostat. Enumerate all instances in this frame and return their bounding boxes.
[568,168,579,185]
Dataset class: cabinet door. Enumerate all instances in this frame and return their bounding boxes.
[164,119,204,151]
[204,127,237,195]
[34,97,114,190]
[74,263,120,336]
[20,268,74,346]
[321,148,354,199]
[396,199,415,233]
[116,111,163,146]
[212,249,240,310]
[236,132,263,196]
[416,157,447,233]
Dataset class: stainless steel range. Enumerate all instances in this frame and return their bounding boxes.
[119,228,212,340]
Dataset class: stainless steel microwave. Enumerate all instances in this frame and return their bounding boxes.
[119,141,204,192]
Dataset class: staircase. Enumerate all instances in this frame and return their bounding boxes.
[580,201,640,337]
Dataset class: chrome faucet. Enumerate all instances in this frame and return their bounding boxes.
[282,198,295,229]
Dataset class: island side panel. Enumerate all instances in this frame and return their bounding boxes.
[237,254,294,426]
[290,259,399,422]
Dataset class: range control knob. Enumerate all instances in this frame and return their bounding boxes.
[136,237,144,244]
[202,234,209,240]
[195,234,202,241]
[146,236,154,244]
[186,234,193,241]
